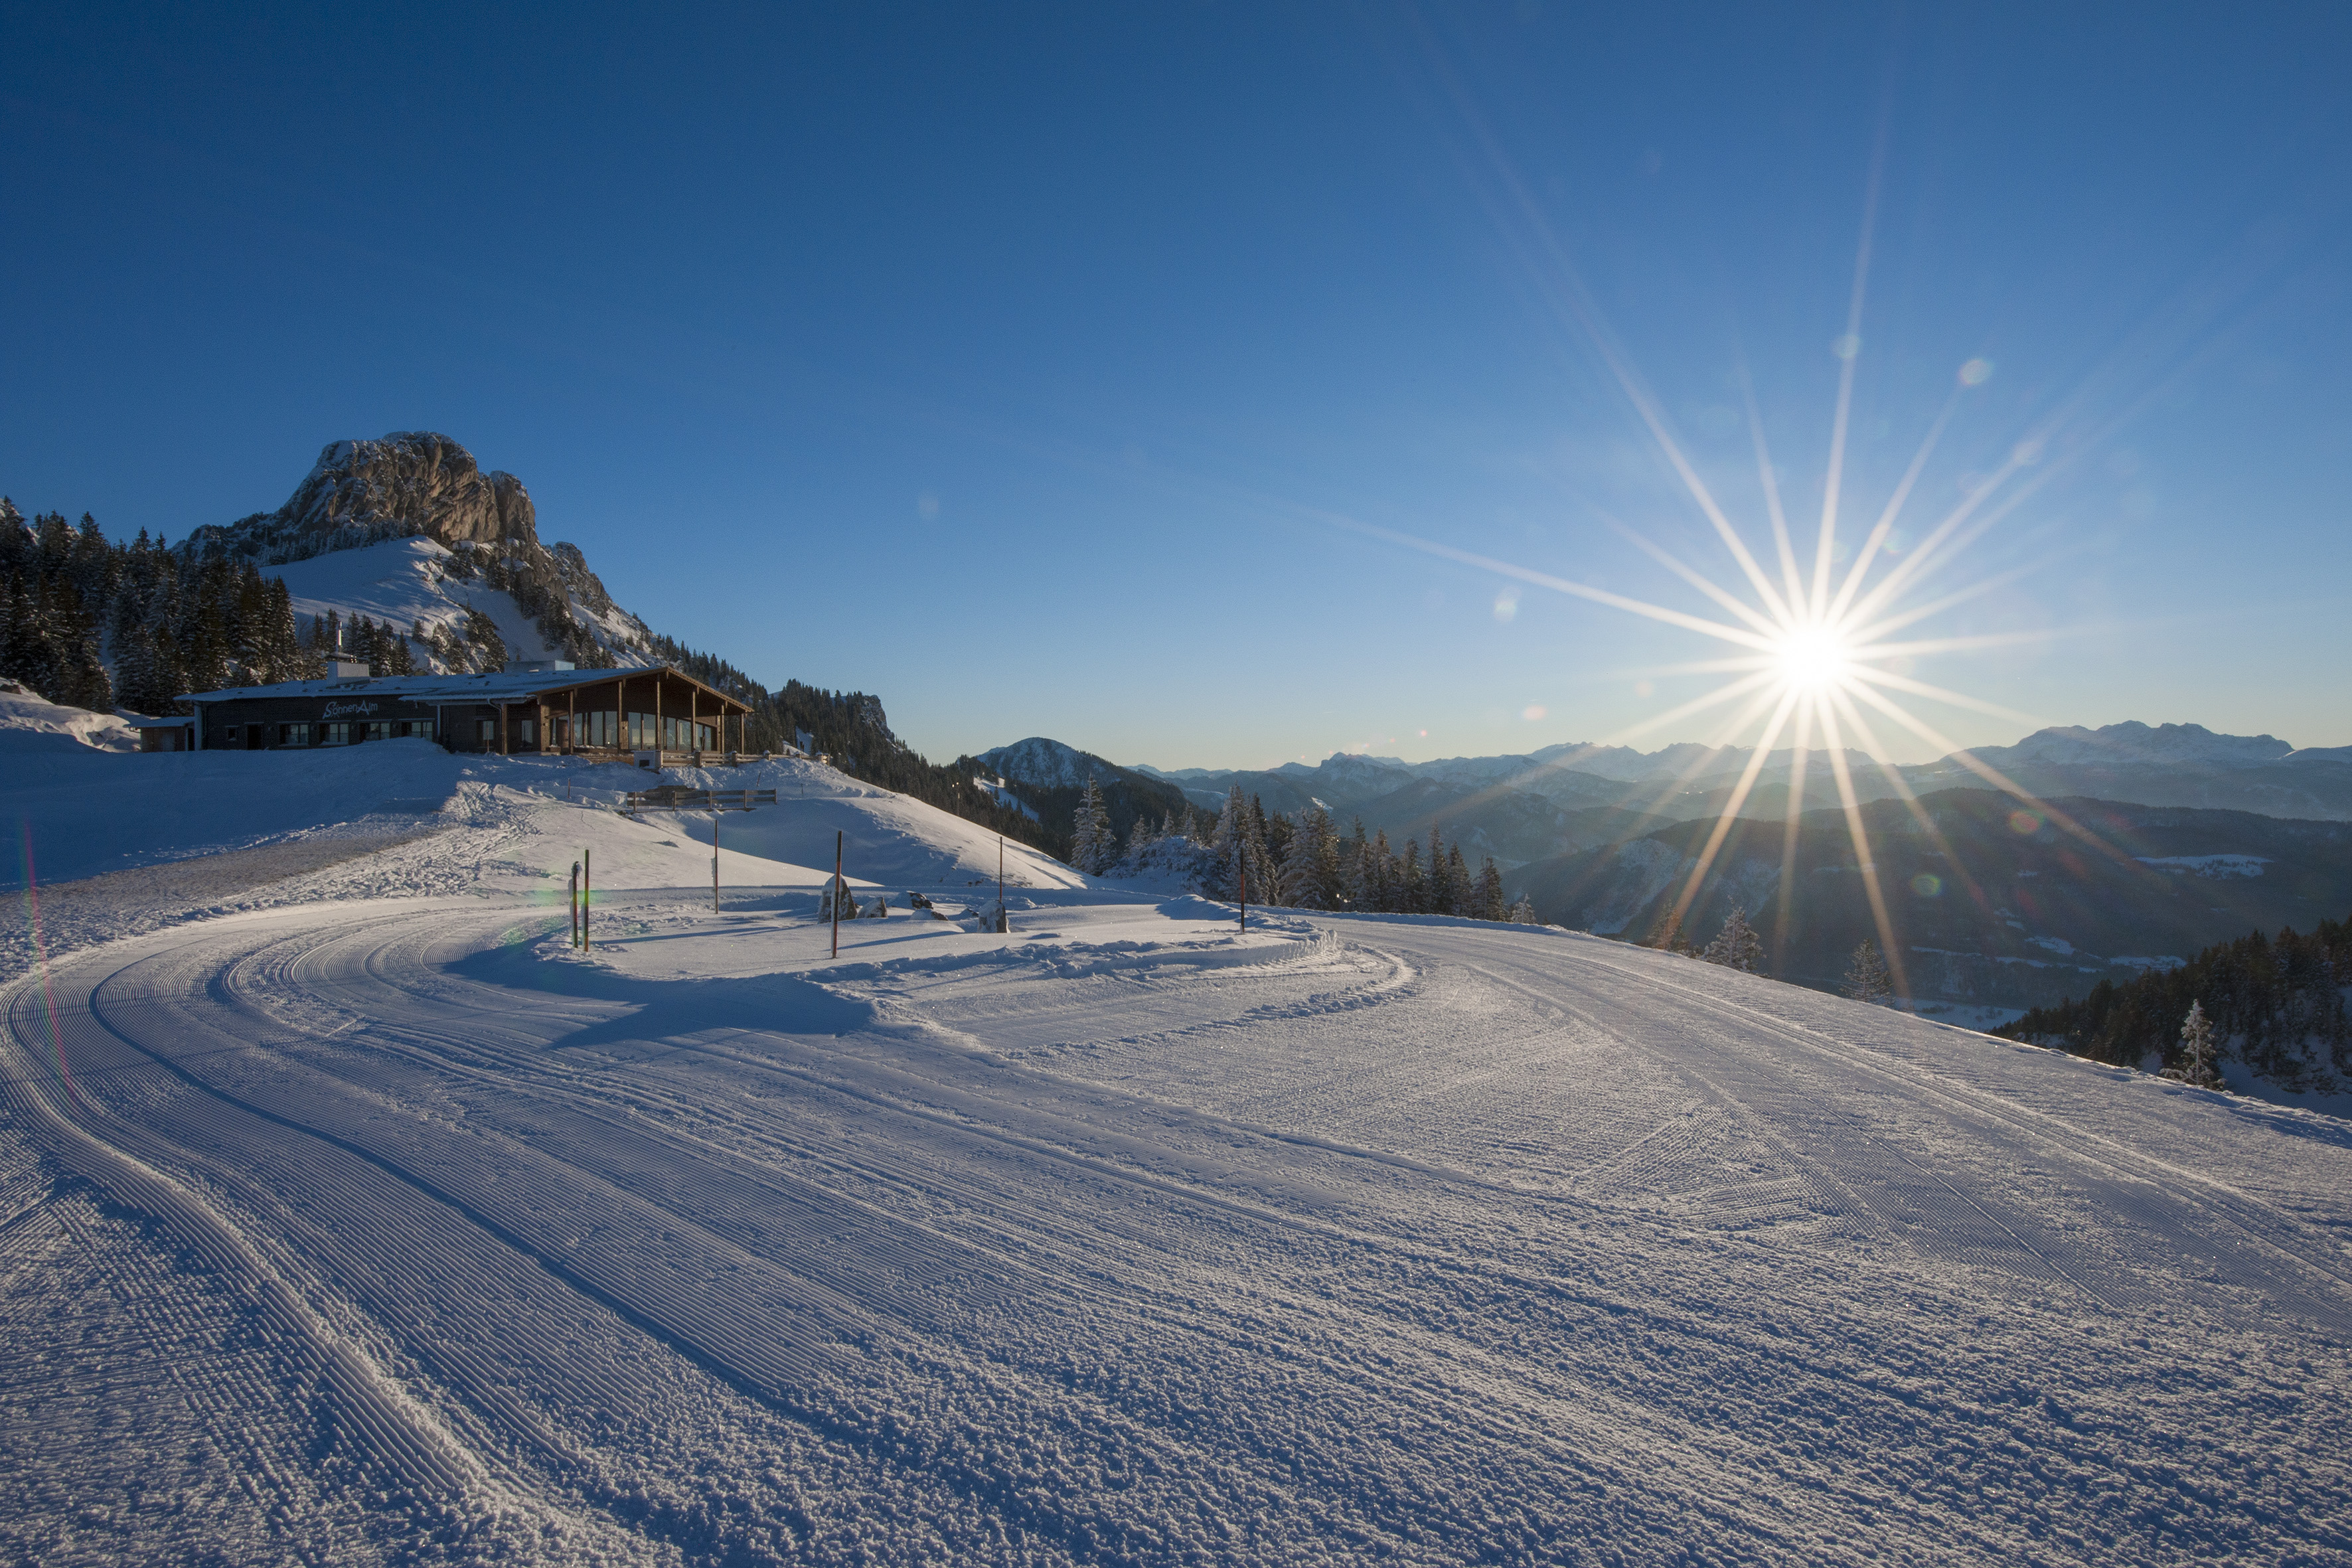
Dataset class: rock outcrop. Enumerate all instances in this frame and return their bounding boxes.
[274,432,539,550]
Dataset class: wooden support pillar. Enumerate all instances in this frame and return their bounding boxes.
[498,702,509,755]
[568,687,576,751]
[654,677,663,759]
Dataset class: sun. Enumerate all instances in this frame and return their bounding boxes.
[1772,625,1852,692]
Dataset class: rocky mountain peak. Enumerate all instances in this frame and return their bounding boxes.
[277,431,538,551]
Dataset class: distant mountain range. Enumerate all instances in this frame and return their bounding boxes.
[989,722,2352,869]
[980,725,2352,1022]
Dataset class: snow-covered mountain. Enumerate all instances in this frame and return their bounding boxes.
[181,431,654,673]
[979,736,1127,789]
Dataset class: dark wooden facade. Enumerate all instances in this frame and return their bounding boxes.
[187,666,753,761]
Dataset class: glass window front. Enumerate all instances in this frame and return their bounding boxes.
[319,722,349,745]
[279,722,312,747]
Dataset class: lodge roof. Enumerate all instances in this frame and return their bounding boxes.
[178,663,753,714]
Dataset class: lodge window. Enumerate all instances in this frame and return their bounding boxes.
[477,719,496,744]
[279,722,312,747]
[363,721,394,742]
[319,722,350,745]
[517,718,536,745]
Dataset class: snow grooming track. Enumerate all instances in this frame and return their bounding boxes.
[1460,937,2352,1335]
[0,949,510,1553]
[3,894,2351,1564]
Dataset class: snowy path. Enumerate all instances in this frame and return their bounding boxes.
[3,894,2347,1565]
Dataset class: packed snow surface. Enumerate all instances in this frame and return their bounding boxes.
[2,761,2349,1564]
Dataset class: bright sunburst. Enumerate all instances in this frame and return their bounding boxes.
[1337,176,2100,1006]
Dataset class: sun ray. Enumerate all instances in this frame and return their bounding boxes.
[1826,685,1998,918]
[1603,514,1787,639]
[1810,133,1887,621]
[1845,665,2039,726]
[1737,354,1808,613]
[1772,693,1818,967]
[1815,698,1911,1000]
[1606,668,1784,745]
[1836,680,2148,876]
[1825,388,1963,625]
[1320,515,1777,651]
[1668,689,1802,941]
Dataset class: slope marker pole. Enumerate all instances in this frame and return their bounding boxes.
[712,815,720,914]
[583,848,591,950]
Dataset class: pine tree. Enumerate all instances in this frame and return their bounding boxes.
[1703,907,1764,973]
[1843,939,1893,1006]
[1399,839,1426,913]
[1474,856,1506,921]
[1365,828,1394,911]
[1069,778,1112,875]
[1425,825,1450,915]
[1644,909,1692,955]
[1506,894,1539,924]
[2176,1000,2221,1089]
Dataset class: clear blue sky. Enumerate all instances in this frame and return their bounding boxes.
[4,3,2346,768]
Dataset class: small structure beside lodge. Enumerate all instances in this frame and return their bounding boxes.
[177,659,756,763]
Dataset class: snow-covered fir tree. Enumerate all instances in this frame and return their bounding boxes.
[1506,894,1539,923]
[1843,939,1893,1006]
[1703,907,1763,973]
[2176,1000,2221,1089]
[1068,778,1113,875]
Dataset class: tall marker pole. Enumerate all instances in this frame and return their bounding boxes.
[831,829,843,958]
[570,861,580,947]
[712,815,720,913]
[582,848,591,950]
[997,835,1006,934]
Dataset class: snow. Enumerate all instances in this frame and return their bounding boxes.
[265,536,648,668]
[2138,853,2270,878]
[4,747,2351,1563]
[1972,720,2296,771]
[0,681,138,753]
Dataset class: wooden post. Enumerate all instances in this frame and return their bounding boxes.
[582,848,591,949]
[831,829,843,958]
[655,678,664,762]
[712,814,720,913]
[618,674,627,755]
[499,702,509,755]
[570,861,580,947]
[689,685,699,764]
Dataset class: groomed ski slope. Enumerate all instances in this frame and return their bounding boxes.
[2,784,2349,1563]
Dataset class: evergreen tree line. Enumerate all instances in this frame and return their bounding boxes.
[1996,913,2351,1092]
[1131,785,1535,919]
[0,503,576,714]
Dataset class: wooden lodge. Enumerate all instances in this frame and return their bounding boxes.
[177,661,757,763]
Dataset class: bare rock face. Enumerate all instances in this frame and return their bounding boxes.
[276,431,540,550]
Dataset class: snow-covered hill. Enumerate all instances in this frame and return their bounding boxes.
[2,812,2346,1562]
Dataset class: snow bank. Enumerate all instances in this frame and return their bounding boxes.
[659,755,1085,891]
[0,681,137,753]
